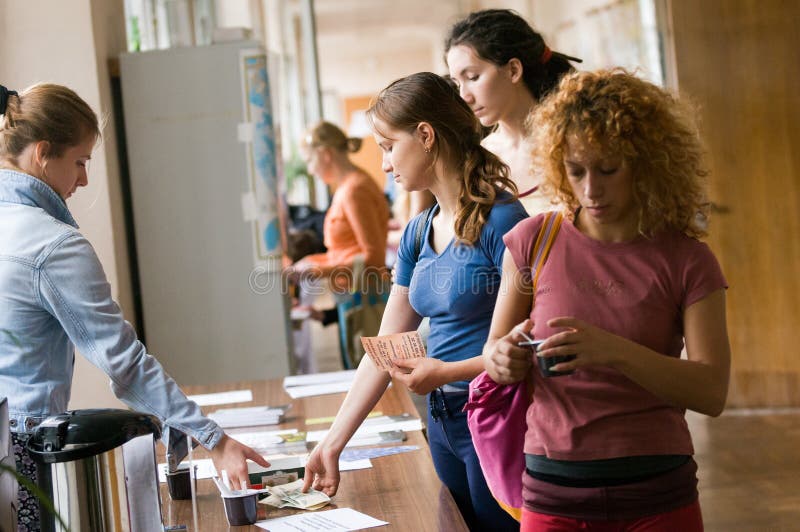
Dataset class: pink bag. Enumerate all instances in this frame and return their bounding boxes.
[464,211,563,521]
[464,373,533,520]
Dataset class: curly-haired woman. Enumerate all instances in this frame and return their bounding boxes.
[483,70,731,531]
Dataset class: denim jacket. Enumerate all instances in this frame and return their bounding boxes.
[0,170,223,456]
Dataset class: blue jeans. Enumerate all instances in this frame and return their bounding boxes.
[427,388,520,532]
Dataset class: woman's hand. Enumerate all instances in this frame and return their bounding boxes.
[389,357,447,395]
[484,319,535,384]
[302,442,341,496]
[286,258,326,284]
[538,317,630,373]
[208,434,270,490]
[285,260,308,283]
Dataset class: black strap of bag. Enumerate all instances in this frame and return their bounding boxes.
[413,204,437,263]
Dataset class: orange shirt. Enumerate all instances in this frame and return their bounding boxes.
[306,170,389,275]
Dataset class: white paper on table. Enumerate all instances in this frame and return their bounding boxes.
[284,381,353,399]
[228,428,298,448]
[187,389,253,406]
[338,458,372,471]
[283,370,357,388]
[208,405,286,428]
[255,507,388,531]
[291,454,372,472]
[306,418,423,443]
[157,458,217,482]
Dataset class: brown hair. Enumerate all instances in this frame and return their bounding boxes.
[367,72,517,245]
[530,69,710,238]
[0,83,100,164]
[303,121,362,154]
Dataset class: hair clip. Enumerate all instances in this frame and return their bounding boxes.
[0,85,19,116]
[554,51,583,64]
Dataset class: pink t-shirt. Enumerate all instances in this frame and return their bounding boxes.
[503,213,727,461]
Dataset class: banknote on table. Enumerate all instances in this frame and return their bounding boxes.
[259,478,331,510]
[360,331,426,371]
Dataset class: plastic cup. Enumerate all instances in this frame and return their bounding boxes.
[222,490,260,526]
[519,339,576,377]
[166,464,197,500]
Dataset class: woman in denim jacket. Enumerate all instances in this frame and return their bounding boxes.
[0,84,267,531]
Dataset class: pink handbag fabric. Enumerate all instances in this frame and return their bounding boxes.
[464,372,532,520]
[464,211,563,521]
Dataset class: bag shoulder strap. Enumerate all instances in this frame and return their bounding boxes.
[413,204,437,263]
[523,211,563,395]
[529,211,563,292]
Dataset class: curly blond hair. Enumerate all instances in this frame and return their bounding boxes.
[529,69,710,238]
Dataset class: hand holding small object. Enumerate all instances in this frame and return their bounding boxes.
[485,319,535,384]
[389,357,446,395]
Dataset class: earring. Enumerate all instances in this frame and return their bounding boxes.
[424,146,431,154]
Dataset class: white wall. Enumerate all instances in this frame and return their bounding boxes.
[0,0,130,409]
[531,0,666,85]
[311,0,540,101]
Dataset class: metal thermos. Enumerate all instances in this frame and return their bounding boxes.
[26,409,163,532]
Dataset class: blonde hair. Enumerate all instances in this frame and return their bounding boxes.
[303,121,362,154]
[0,83,100,164]
[367,72,517,245]
[530,69,710,238]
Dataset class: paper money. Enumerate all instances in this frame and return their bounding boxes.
[259,479,331,510]
[360,331,426,371]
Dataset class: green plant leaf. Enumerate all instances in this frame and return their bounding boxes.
[0,462,71,531]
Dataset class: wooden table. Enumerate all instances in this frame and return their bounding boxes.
[160,378,467,531]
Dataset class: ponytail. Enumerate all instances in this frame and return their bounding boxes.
[304,120,363,154]
[0,83,99,164]
[0,85,21,154]
[345,137,362,153]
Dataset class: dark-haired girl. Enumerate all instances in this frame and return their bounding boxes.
[445,9,581,215]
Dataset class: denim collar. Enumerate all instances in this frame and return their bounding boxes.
[0,169,78,228]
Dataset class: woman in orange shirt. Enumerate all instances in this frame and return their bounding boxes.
[290,121,389,286]
[289,121,390,369]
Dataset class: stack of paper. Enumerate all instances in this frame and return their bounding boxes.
[282,370,358,398]
[208,405,289,428]
[306,414,423,443]
[229,429,309,455]
[187,389,253,406]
